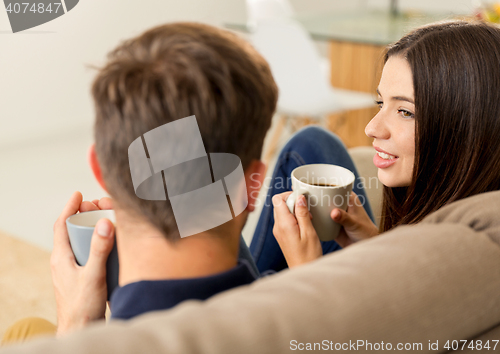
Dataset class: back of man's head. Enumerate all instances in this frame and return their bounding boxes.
[91,22,278,240]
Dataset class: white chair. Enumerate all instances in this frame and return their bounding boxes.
[245,0,330,79]
[250,19,376,163]
[251,20,375,117]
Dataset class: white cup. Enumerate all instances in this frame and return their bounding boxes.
[66,210,119,299]
[286,164,355,241]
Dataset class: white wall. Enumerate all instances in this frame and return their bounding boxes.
[0,0,247,148]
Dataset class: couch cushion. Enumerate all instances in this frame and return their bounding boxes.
[3,191,500,354]
[348,146,383,226]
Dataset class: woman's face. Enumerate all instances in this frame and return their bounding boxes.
[365,55,416,188]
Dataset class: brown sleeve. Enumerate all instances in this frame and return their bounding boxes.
[2,216,500,354]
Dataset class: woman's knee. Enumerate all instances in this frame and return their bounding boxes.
[286,126,344,151]
[281,125,347,162]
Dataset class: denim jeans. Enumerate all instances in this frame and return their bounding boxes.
[247,126,374,274]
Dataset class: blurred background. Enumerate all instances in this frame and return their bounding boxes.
[0,0,484,251]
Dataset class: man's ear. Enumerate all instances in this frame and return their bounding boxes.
[244,160,266,212]
[88,144,108,193]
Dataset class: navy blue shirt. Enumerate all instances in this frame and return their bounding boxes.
[110,259,258,320]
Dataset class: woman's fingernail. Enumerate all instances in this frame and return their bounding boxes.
[97,220,111,238]
[297,195,306,207]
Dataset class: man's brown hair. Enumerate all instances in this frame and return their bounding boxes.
[92,22,278,240]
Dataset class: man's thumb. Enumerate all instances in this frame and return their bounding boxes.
[87,218,115,270]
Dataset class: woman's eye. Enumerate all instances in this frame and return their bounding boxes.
[375,100,383,109]
[398,109,414,118]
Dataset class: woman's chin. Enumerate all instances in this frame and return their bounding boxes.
[377,170,411,188]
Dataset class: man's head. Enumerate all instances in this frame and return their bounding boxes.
[88,22,278,240]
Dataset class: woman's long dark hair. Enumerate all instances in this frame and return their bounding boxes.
[380,21,500,232]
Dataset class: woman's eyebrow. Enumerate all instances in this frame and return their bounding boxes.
[376,89,414,104]
[392,96,414,104]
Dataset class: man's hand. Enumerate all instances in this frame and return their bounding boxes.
[51,191,115,336]
[272,192,323,268]
[79,196,113,212]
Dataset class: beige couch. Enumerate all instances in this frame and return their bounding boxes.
[1,189,500,353]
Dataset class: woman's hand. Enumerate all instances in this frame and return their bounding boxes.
[331,191,379,248]
[272,192,323,268]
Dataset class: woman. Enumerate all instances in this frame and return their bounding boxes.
[249,20,500,272]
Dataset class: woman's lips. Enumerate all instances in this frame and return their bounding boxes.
[373,146,398,169]
[373,152,398,168]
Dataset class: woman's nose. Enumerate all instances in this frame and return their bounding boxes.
[365,110,390,140]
